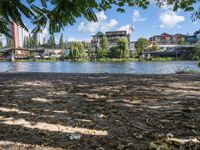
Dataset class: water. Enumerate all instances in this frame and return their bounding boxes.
[0,61,200,74]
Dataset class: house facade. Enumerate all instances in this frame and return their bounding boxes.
[91,31,131,49]
[149,33,187,45]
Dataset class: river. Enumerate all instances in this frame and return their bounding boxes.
[0,61,200,74]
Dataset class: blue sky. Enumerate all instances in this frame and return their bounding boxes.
[15,1,200,43]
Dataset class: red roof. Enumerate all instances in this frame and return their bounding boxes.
[161,33,172,37]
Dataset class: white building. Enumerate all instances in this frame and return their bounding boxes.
[18,26,28,48]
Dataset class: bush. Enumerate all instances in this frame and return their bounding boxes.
[109,46,120,58]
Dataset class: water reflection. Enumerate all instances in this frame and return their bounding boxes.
[0,61,200,74]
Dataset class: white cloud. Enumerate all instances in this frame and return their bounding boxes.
[159,11,185,28]
[101,19,118,31]
[118,24,135,34]
[78,22,99,33]
[132,10,146,22]
[96,11,107,21]
[78,12,118,33]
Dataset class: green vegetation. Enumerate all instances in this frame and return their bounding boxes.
[117,37,130,58]
[194,41,200,67]
[194,41,200,60]
[0,0,199,36]
[97,36,109,59]
[7,38,14,48]
[135,38,149,55]
[0,41,2,50]
[48,35,56,49]
[59,34,64,49]
[69,42,85,60]
[151,43,160,51]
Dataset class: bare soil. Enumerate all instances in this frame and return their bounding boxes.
[0,73,200,149]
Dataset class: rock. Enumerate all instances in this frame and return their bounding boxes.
[69,133,82,140]
[133,133,143,140]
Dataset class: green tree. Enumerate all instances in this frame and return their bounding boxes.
[109,46,120,58]
[26,36,29,48]
[135,38,149,55]
[7,38,14,48]
[0,41,3,50]
[151,43,160,51]
[194,41,200,59]
[30,36,37,48]
[117,37,130,58]
[0,0,199,36]
[97,36,109,59]
[59,34,64,49]
[48,35,56,49]
[69,42,85,60]
[23,37,27,48]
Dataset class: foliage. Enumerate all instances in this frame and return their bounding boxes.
[23,37,28,48]
[7,38,14,48]
[151,43,160,51]
[135,38,149,55]
[194,40,200,59]
[97,36,109,59]
[82,42,94,59]
[178,41,189,45]
[29,36,37,48]
[59,34,64,49]
[48,35,56,49]
[0,0,199,36]
[69,42,85,60]
[97,47,107,59]
[109,46,120,58]
[0,41,2,50]
[117,37,130,58]
[101,36,109,51]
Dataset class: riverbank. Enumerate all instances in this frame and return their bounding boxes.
[0,73,200,149]
[1,57,197,63]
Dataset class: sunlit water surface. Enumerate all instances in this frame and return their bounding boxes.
[0,61,200,74]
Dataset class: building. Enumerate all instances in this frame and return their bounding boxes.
[187,35,197,44]
[149,33,187,45]
[194,29,200,41]
[6,22,28,48]
[91,30,131,49]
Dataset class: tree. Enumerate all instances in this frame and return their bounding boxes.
[135,38,149,55]
[117,37,130,58]
[69,42,85,60]
[30,36,37,48]
[151,43,160,51]
[7,38,14,48]
[26,36,30,48]
[48,35,56,49]
[0,41,3,50]
[59,34,64,49]
[0,0,199,36]
[97,36,109,59]
[194,40,200,60]
[109,46,120,58]
[23,37,27,48]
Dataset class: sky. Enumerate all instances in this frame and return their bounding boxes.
[1,1,200,45]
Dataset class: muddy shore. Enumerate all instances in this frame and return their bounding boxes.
[0,73,200,149]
